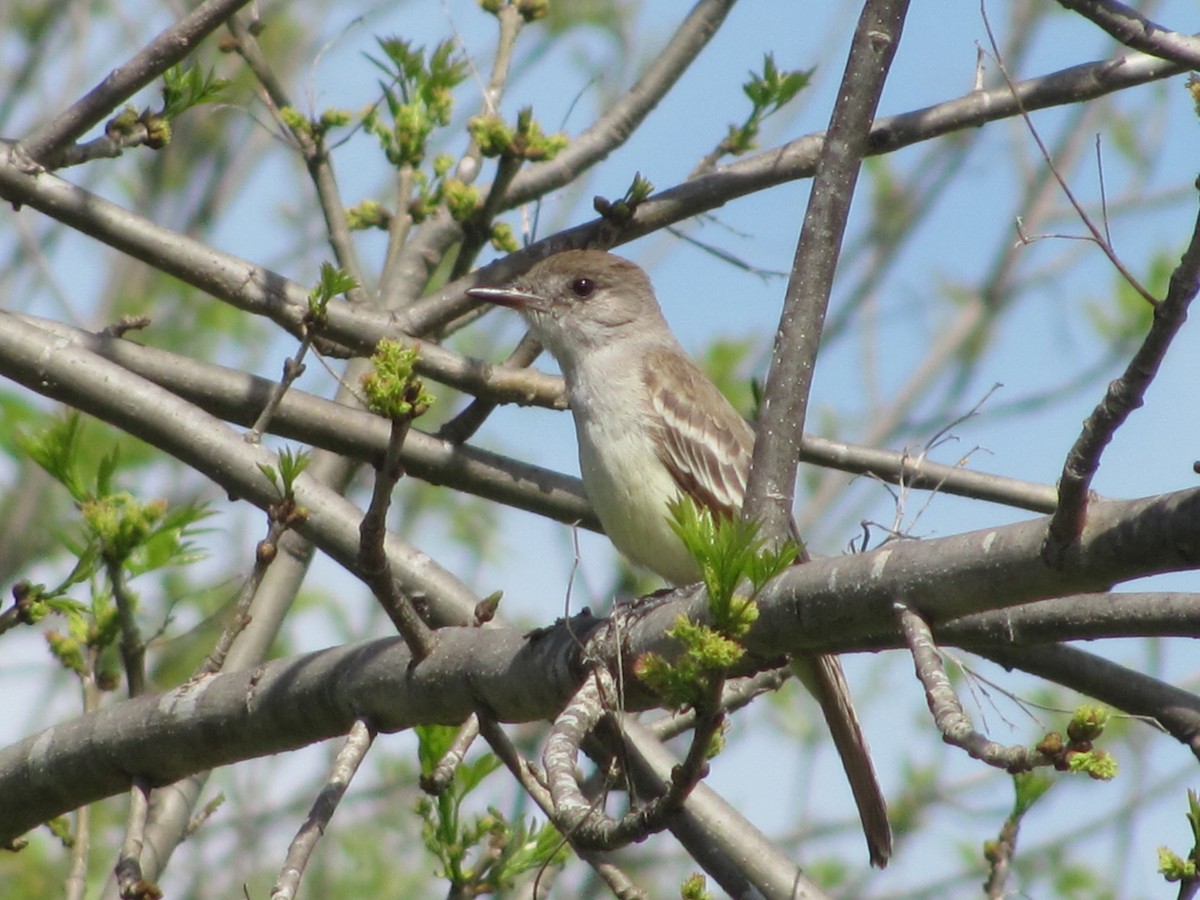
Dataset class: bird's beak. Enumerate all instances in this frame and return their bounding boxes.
[466,285,546,311]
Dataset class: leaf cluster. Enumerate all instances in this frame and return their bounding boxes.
[102,65,228,152]
[14,414,208,679]
[257,446,311,500]
[307,262,358,320]
[1036,705,1118,781]
[360,340,435,421]
[414,725,566,893]
[1159,790,1200,884]
[469,107,567,162]
[593,172,655,229]
[721,53,812,157]
[363,38,468,167]
[638,497,798,708]
[160,64,229,121]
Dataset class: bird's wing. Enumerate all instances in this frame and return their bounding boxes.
[641,345,754,519]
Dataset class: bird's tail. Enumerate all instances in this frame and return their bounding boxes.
[792,654,893,868]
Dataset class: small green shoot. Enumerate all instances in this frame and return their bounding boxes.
[362,37,468,167]
[1187,74,1200,121]
[258,447,311,499]
[681,873,715,900]
[160,64,229,120]
[1011,770,1054,817]
[345,199,390,231]
[593,172,655,226]
[308,262,358,319]
[668,495,796,633]
[15,413,209,681]
[637,496,799,708]
[720,54,812,157]
[1160,790,1200,883]
[414,724,566,893]
[468,106,567,162]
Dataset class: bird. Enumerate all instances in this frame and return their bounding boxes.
[468,248,892,867]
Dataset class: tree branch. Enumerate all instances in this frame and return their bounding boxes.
[501,0,738,208]
[1058,0,1200,68]
[978,643,1200,759]
[0,312,480,626]
[7,488,1200,847]
[1044,178,1200,557]
[744,0,911,537]
[16,0,254,167]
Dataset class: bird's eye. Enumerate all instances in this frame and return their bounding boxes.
[570,277,595,299]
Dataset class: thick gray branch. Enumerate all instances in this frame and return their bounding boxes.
[0,312,479,625]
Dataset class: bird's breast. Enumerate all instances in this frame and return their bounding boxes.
[571,384,701,586]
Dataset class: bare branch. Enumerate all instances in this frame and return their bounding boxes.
[7,312,591,528]
[1058,0,1200,68]
[270,720,375,900]
[0,312,481,626]
[0,144,567,408]
[752,485,1200,654]
[897,604,1051,770]
[1044,180,1200,557]
[16,0,254,167]
[940,591,1200,645]
[114,779,160,900]
[744,0,910,536]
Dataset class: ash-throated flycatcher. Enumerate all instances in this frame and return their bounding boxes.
[469,249,891,867]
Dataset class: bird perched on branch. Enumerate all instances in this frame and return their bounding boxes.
[469,249,891,867]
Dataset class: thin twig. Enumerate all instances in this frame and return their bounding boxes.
[1044,180,1200,558]
[246,347,312,444]
[501,0,737,209]
[270,719,376,900]
[542,667,723,851]
[978,643,1200,760]
[420,715,480,795]
[224,14,370,302]
[444,5,525,285]
[108,562,147,698]
[113,779,160,900]
[982,807,1020,900]
[66,651,104,900]
[476,713,647,900]
[981,1,1156,306]
[201,496,306,674]
[436,332,543,444]
[648,667,790,741]
[359,418,435,658]
[896,603,1051,771]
